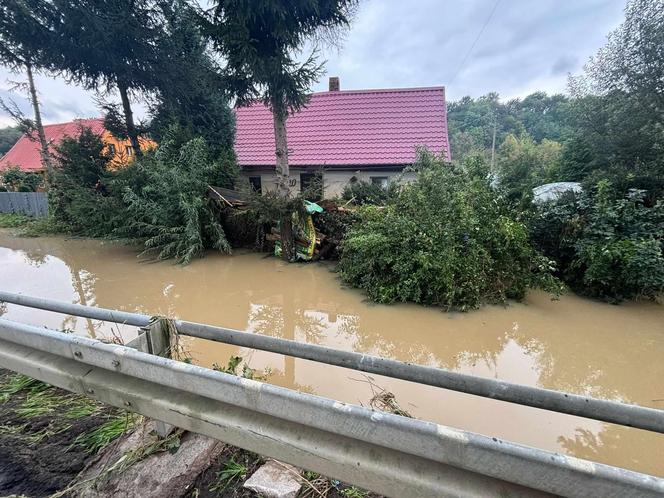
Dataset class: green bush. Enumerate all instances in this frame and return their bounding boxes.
[338,154,563,310]
[48,124,239,263]
[49,128,118,236]
[0,166,43,192]
[0,213,30,228]
[531,182,664,301]
[112,134,238,263]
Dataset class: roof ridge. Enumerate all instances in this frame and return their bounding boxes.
[311,86,445,96]
[42,117,103,129]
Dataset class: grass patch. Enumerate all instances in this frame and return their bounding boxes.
[209,457,249,494]
[16,390,65,418]
[65,397,101,419]
[74,413,138,454]
[0,212,70,237]
[19,216,70,237]
[1,371,131,454]
[0,373,49,402]
[0,213,32,228]
[341,487,369,498]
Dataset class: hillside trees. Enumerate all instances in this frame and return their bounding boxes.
[0,126,22,155]
[496,134,563,205]
[560,0,664,201]
[446,92,571,161]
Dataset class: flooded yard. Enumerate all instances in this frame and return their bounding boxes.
[1,231,663,477]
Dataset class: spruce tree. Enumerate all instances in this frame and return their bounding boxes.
[200,0,357,260]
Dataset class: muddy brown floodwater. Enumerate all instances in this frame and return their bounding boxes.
[1,231,663,477]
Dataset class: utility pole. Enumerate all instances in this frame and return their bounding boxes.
[490,117,497,171]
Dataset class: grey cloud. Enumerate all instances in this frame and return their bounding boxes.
[551,55,578,76]
[1,0,626,127]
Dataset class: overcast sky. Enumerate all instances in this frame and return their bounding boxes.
[0,0,626,127]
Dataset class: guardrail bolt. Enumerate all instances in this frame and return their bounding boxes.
[74,351,82,358]
[86,388,94,394]
[112,360,120,367]
[124,401,131,407]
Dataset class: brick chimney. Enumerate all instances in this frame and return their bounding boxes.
[328,76,340,92]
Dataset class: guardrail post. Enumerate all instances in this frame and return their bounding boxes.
[137,318,174,437]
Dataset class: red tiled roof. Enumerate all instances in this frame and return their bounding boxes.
[0,118,105,172]
[235,86,450,167]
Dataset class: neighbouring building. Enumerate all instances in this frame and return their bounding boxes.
[235,78,451,199]
[0,118,155,174]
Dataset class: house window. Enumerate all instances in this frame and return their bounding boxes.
[370,176,389,189]
[300,172,323,201]
[107,143,116,155]
[125,145,134,156]
[249,176,262,193]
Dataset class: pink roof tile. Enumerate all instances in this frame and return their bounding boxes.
[235,86,450,167]
[0,118,105,172]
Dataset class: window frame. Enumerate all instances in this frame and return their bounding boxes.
[248,176,262,193]
[370,176,389,189]
[299,171,323,201]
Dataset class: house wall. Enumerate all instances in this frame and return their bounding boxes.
[103,131,156,170]
[240,167,416,199]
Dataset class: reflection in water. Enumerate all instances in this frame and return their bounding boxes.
[1,231,663,476]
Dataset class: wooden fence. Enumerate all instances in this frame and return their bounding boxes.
[0,192,48,218]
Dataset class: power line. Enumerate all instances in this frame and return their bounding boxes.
[450,0,502,84]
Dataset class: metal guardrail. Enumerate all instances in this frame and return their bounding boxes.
[1,290,662,434]
[0,292,663,497]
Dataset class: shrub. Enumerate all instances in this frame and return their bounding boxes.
[531,181,664,301]
[111,134,238,264]
[49,127,117,236]
[48,124,239,264]
[0,166,42,192]
[338,154,562,310]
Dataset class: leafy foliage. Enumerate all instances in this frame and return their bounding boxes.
[339,153,563,310]
[112,132,237,264]
[48,127,117,236]
[341,179,396,206]
[496,134,562,205]
[149,2,236,160]
[531,183,664,302]
[0,165,42,191]
[47,124,238,264]
[447,92,571,161]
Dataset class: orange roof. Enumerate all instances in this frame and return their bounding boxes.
[0,118,105,172]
